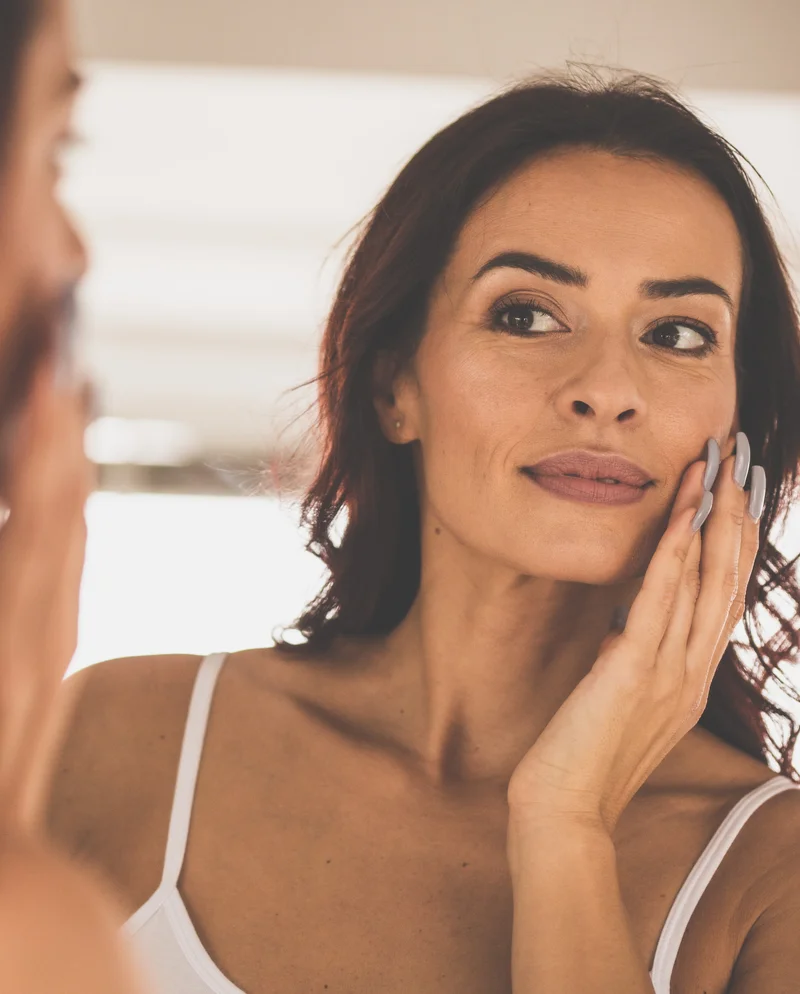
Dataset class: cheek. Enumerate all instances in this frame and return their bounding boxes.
[649,364,736,471]
[6,170,70,296]
[420,341,545,467]
[414,340,549,536]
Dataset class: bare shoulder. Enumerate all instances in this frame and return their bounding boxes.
[724,777,800,993]
[738,773,800,896]
[46,653,206,911]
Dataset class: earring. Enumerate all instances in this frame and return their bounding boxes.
[395,420,401,430]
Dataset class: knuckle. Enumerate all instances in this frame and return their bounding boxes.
[729,503,745,529]
[683,564,702,600]
[672,542,690,566]
[721,567,739,598]
[661,577,681,608]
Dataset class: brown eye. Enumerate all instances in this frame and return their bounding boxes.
[642,320,718,356]
[488,298,563,337]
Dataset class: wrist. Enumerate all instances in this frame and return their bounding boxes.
[506,808,615,879]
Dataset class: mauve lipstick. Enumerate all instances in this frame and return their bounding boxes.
[521,449,656,506]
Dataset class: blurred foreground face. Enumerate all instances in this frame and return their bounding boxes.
[0,0,85,433]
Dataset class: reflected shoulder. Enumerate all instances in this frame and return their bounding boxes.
[46,653,206,907]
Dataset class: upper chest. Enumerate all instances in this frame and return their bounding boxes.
[122,669,779,994]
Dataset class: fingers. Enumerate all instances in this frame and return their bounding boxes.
[686,437,760,688]
[655,523,702,695]
[0,361,93,821]
[617,459,707,662]
[5,360,92,527]
[0,361,91,652]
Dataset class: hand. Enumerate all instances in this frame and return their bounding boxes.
[506,436,762,836]
[0,359,147,994]
[0,358,94,834]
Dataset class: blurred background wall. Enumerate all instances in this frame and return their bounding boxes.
[64,0,800,725]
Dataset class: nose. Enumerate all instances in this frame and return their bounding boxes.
[559,342,647,426]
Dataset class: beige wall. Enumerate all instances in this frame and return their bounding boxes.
[73,0,800,92]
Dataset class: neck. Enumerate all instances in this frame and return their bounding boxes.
[368,529,717,796]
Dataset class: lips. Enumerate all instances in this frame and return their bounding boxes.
[523,451,655,488]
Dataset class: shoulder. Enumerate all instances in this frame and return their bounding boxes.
[739,776,800,896]
[46,653,206,910]
[726,779,800,992]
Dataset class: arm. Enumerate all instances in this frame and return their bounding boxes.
[0,835,146,994]
[507,814,654,994]
[507,804,800,994]
[0,363,147,993]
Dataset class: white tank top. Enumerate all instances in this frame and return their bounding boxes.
[123,651,800,994]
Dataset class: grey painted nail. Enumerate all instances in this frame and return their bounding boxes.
[702,438,721,491]
[691,489,714,533]
[747,465,766,522]
[733,431,751,489]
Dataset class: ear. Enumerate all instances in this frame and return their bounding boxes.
[371,350,417,443]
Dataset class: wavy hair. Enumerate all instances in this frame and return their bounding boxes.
[274,67,800,781]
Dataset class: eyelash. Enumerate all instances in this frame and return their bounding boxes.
[487,293,720,358]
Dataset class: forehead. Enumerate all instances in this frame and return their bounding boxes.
[16,0,74,111]
[448,148,743,307]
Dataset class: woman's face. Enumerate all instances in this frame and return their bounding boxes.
[389,148,743,583]
[0,0,85,346]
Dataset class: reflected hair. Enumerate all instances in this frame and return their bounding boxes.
[0,0,40,167]
[274,66,800,781]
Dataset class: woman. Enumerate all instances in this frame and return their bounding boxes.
[0,0,145,990]
[49,68,800,994]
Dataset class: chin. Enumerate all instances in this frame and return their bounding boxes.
[513,537,653,585]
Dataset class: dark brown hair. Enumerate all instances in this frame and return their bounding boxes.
[0,0,40,166]
[274,67,800,780]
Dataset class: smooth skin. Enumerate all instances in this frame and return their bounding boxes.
[49,149,800,993]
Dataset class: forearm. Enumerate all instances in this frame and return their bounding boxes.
[0,836,147,994]
[506,814,654,994]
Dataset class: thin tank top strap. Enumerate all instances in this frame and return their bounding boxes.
[650,774,800,991]
[160,652,228,889]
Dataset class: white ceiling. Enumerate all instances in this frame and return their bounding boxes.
[64,61,800,464]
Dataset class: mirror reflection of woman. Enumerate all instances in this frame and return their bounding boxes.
[51,66,800,994]
[0,0,144,990]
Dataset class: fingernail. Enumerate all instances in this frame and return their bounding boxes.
[733,431,751,489]
[611,606,629,631]
[691,489,714,533]
[747,465,766,522]
[702,438,721,491]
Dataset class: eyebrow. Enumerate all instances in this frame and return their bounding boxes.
[470,250,735,315]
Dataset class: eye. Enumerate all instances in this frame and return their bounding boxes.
[642,320,718,356]
[488,296,564,337]
[487,294,719,357]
